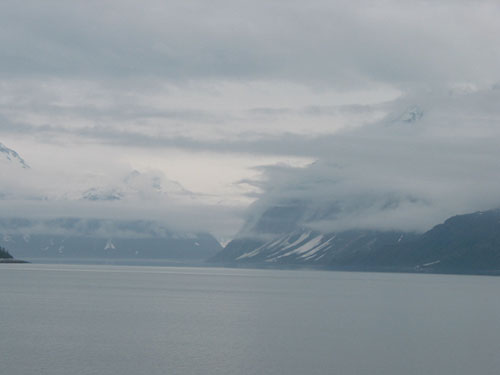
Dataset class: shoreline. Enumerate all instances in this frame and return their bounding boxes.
[0,259,30,264]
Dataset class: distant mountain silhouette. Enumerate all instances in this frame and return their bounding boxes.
[0,246,13,259]
[0,218,222,261]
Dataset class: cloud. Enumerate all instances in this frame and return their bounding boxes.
[0,163,246,238]
[0,79,396,145]
[240,86,500,234]
[0,1,498,88]
[3,86,500,237]
[0,1,499,87]
[1,1,500,240]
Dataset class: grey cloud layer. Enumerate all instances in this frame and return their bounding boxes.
[1,1,500,239]
[241,87,500,233]
[1,0,499,86]
[0,162,245,238]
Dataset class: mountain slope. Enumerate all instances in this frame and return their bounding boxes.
[0,142,30,168]
[0,246,13,259]
[374,210,500,273]
[0,218,222,261]
[211,209,500,274]
[212,229,416,266]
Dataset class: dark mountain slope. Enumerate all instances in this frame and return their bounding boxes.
[374,210,500,273]
[0,218,222,261]
[0,246,13,259]
[211,209,500,274]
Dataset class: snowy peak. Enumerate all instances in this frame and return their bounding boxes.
[398,106,423,124]
[0,142,30,168]
[123,170,190,196]
[80,170,191,202]
[81,187,123,201]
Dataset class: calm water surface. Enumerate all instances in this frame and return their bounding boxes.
[1,264,500,375]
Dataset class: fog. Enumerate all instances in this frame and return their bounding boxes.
[1,1,500,239]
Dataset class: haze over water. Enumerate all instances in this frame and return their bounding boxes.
[1,264,499,375]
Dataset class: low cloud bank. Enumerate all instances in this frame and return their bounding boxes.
[240,87,500,235]
[0,165,244,239]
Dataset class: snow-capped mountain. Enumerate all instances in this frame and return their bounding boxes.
[211,209,500,274]
[81,187,123,201]
[397,105,423,123]
[212,229,413,265]
[211,199,416,265]
[0,142,30,168]
[80,170,192,201]
[0,155,220,261]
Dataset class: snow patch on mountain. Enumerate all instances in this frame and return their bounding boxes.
[82,187,123,201]
[104,239,116,250]
[80,170,193,202]
[276,234,324,258]
[397,106,423,123]
[0,142,30,168]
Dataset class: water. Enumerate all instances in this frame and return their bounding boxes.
[1,264,500,375]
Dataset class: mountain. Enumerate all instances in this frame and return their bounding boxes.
[396,105,424,124]
[80,170,192,202]
[211,200,416,266]
[0,144,222,263]
[210,209,500,275]
[211,228,416,266]
[0,142,30,168]
[369,209,500,273]
[0,245,26,263]
[0,246,13,259]
[0,218,222,262]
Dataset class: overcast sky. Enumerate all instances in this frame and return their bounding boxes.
[1,0,500,239]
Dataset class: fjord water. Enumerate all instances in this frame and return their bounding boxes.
[1,265,499,375]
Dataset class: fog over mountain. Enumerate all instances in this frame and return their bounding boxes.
[1,0,500,244]
[239,87,500,237]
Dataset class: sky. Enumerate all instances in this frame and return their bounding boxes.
[1,0,500,240]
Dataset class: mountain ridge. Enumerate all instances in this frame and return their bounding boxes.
[0,245,13,259]
[0,142,30,168]
[210,209,500,275]
[0,218,222,261]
